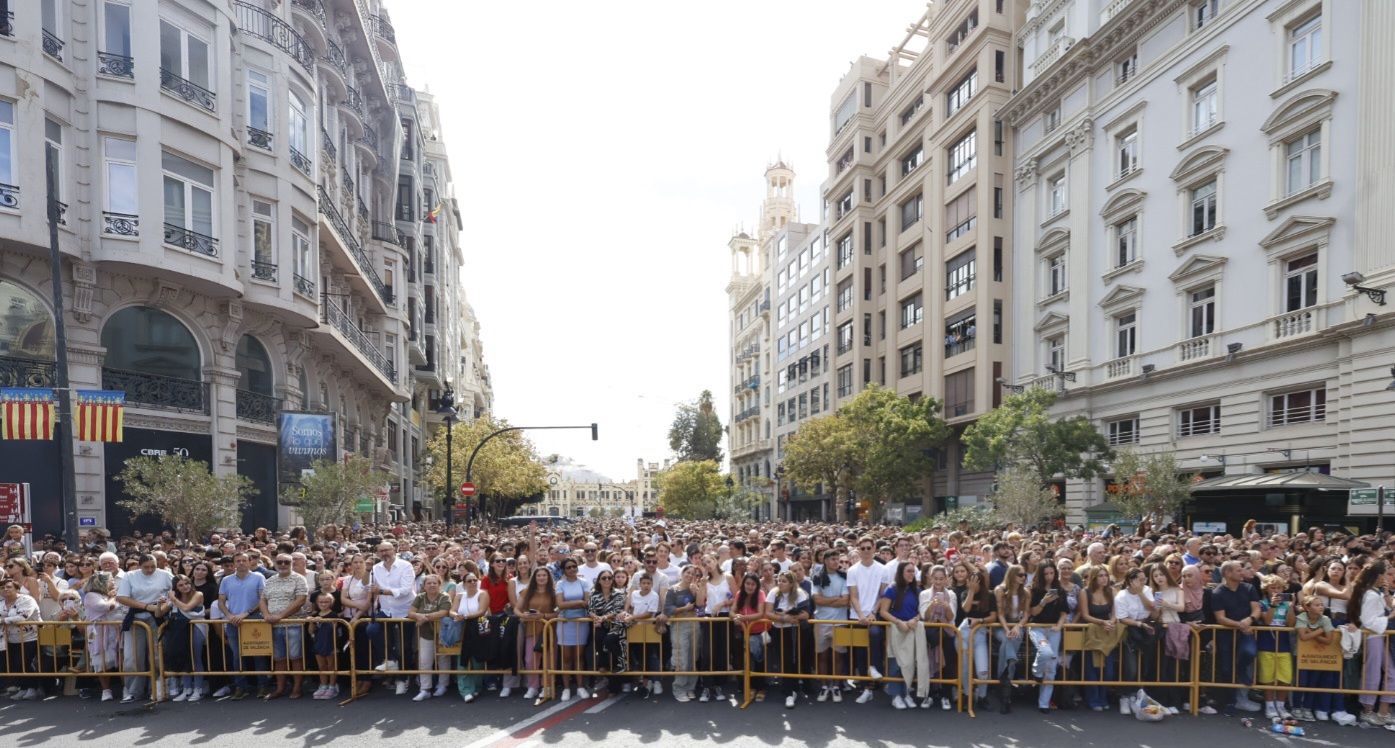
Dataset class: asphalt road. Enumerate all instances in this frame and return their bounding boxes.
[2,687,1392,748]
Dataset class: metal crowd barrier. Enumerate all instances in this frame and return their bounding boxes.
[1,620,157,703]
[542,616,746,699]
[345,615,548,703]
[739,619,961,710]
[154,617,353,702]
[1195,623,1391,706]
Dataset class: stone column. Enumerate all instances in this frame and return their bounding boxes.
[204,365,242,477]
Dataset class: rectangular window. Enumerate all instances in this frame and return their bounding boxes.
[945,311,976,358]
[836,365,853,397]
[900,145,924,176]
[1046,335,1065,371]
[947,130,976,184]
[1189,285,1216,337]
[44,118,63,203]
[247,69,272,145]
[899,343,923,378]
[993,237,1003,282]
[946,8,979,52]
[103,136,137,215]
[251,199,274,265]
[1288,13,1322,80]
[899,95,925,126]
[900,193,923,230]
[103,1,132,57]
[1106,417,1140,446]
[994,118,1004,156]
[946,248,975,300]
[899,293,923,329]
[877,311,885,340]
[993,300,1002,344]
[995,50,1005,83]
[835,146,854,174]
[1285,253,1318,311]
[1117,127,1138,177]
[1117,53,1139,85]
[1177,403,1220,437]
[0,101,13,188]
[1115,216,1138,267]
[1114,311,1137,358]
[159,20,211,90]
[1044,107,1061,133]
[42,0,61,42]
[899,242,923,280]
[945,369,975,417]
[1191,78,1218,133]
[836,232,853,268]
[1285,129,1321,195]
[1269,387,1327,427]
[1190,180,1217,235]
[162,151,214,240]
[289,90,311,166]
[1194,0,1220,30]
[945,186,977,243]
[836,189,854,218]
[833,91,857,135]
[836,322,853,355]
[1046,253,1067,296]
[946,70,977,117]
[1047,172,1066,216]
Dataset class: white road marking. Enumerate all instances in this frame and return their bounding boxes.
[584,694,625,713]
[459,700,573,748]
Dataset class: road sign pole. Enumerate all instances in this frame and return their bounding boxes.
[1379,485,1386,535]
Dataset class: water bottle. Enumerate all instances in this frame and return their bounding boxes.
[1269,723,1304,736]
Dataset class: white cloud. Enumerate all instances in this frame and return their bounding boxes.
[389,0,922,480]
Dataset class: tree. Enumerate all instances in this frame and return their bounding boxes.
[841,386,950,520]
[282,455,386,534]
[988,465,1064,529]
[781,415,859,522]
[1108,448,1197,523]
[668,390,724,463]
[961,387,1112,484]
[655,460,725,519]
[423,416,548,519]
[116,455,254,542]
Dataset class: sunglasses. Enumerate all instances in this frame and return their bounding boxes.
[598,576,613,581]
[276,561,291,566]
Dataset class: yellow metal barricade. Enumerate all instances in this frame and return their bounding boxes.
[543,616,745,701]
[155,617,352,702]
[1,620,156,704]
[347,615,545,703]
[1194,623,1394,710]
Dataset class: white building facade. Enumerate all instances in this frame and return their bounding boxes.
[1004,0,1395,528]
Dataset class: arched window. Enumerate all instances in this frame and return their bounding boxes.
[235,335,274,395]
[100,307,200,380]
[0,279,55,362]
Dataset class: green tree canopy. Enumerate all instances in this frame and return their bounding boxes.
[424,416,548,518]
[656,460,727,519]
[668,390,724,463]
[961,387,1112,483]
[781,414,858,521]
[281,454,387,534]
[116,455,254,542]
[988,465,1064,529]
[1108,448,1197,523]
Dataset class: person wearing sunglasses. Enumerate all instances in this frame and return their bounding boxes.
[555,559,592,700]
[259,555,309,700]
[452,573,490,702]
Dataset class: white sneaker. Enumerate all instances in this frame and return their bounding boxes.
[1265,703,1279,719]
[1120,697,1132,715]
[433,684,448,697]
[559,689,572,702]
[1276,703,1292,720]
[101,690,114,702]
[1332,711,1357,726]
[816,687,829,703]
[1167,706,1179,716]
[921,697,933,709]
[524,688,539,700]
[941,697,952,710]
[172,692,188,702]
[1315,711,1330,721]
[413,690,431,702]
[577,687,590,699]
[652,681,663,695]
[1235,695,1262,712]
[376,660,400,672]
[699,689,710,702]
[395,681,409,696]
[869,666,883,680]
[212,686,232,698]
[1199,705,1218,715]
[831,688,843,703]
[785,694,796,708]
[892,695,908,710]
[674,691,690,703]
[499,687,512,698]
[856,688,874,704]
[120,694,138,704]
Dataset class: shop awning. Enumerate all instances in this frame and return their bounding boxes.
[1190,472,1370,493]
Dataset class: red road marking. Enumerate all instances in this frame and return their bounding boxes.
[485,698,599,748]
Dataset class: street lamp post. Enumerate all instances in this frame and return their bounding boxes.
[465,423,598,530]
[774,465,786,522]
[438,384,457,532]
[724,476,734,520]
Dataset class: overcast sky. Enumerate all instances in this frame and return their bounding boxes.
[391,1,923,483]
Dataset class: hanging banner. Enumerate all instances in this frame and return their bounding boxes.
[278,412,336,498]
[75,390,125,442]
[1,388,55,440]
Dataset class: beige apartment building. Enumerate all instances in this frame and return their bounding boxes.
[822,0,1024,515]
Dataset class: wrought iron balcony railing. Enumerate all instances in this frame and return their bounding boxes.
[315,186,389,307]
[289,146,312,176]
[160,68,216,112]
[251,259,278,282]
[102,367,209,414]
[293,273,316,297]
[289,0,326,29]
[102,212,138,237]
[321,299,396,384]
[0,356,56,388]
[97,51,134,78]
[42,30,63,61]
[322,39,348,80]
[233,1,314,74]
[235,389,281,425]
[247,126,273,150]
[163,223,219,257]
[0,183,15,210]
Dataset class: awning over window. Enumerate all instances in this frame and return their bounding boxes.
[1190,472,1370,493]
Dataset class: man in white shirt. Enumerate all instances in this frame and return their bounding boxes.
[371,541,417,694]
[654,543,682,586]
[577,543,612,586]
[845,536,887,704]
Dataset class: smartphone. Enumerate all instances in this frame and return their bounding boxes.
[1279,593,1293,603]
[528,608,539,615]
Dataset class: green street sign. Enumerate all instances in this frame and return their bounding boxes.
[1349,487,1387,515]
[354,499,375,513]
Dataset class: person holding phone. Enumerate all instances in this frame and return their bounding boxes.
[1257,574,1295,719]
[1027,561,1067,714]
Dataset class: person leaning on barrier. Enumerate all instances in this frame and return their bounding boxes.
[451,570,491,702]
[260,554,309,700]
[162,573,207,702]
[879,560,930,711]
[1349,560,1395,727]
[1,577,41,701]
[697,553,732,703]
[113,553,172,703]
[765,570,811,709]
[811,548,849,704]
[1208,559,1264,716]
[80,570,121,701]
[370,541,417,695]
[407,573,452,701]
[846,536,887,705]
[662,564,705,703]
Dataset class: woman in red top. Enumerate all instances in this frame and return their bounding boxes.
[481,556,511,615]
[731,573,770,702]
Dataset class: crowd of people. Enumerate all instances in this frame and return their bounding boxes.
[2,517,1395,730]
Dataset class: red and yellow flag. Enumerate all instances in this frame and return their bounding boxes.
[1,388,56,440]
[75,390,124,442]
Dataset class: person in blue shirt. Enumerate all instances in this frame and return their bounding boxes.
[1256,574,1295,719]
[217,552,268,698]
[879,561,930,710]
[811,548,849,703]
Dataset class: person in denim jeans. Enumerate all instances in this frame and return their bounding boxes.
[1027,562,1068,714]
[993,565,1030,713]
[218,553,267,698]
[1078,567,1118,711]
[1209,560,1263,714]
[731,573,769,701]
[957,567,997,709]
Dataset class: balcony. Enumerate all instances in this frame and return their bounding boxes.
[371,221,401,247]
[316,185,390,308]
[160,68,216,112]
[1105,355,1136,379]
[289,146,312,176]
[97,51,134,79]
[247,126,273,150]
[103,367,209,414]
[101,212,138,237]
[163,223,218,257]
[233,2,314,75]
[235,389,281,425]
[1100,0,1139,25]
[321,128,336,161]
[360,124,379,156]
[293,273,315,298]
[344,85,365,122]
[289,0,327,30]
[320,299,396,386]
[250,259,277,283]
[1272,308,1317,340]
[0,356,56,388]
[42,30,63,61]
[322,39,349,81]
[1177,335,1213,362]
[1031,37,1074,78]
[371,14,397,44]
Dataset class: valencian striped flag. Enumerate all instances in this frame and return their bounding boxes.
[0,388,56,440]
[75,390,125,442]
